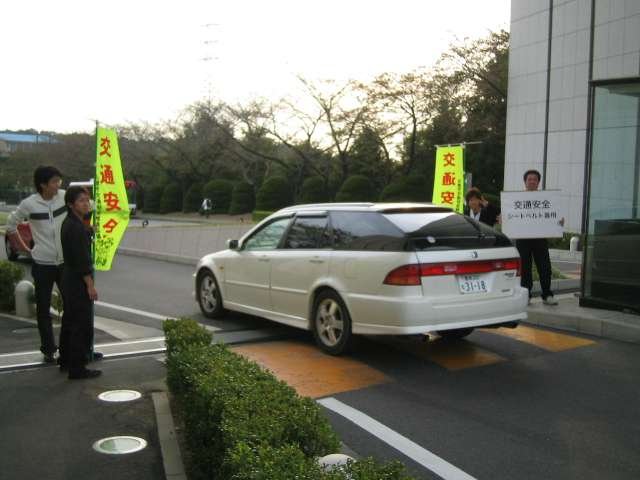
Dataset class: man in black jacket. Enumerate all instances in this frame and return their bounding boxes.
[464,188,500,227]
[60,186,101,379]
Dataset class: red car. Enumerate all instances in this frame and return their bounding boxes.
[4,222,33,261]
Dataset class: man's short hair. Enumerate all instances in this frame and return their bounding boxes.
[64,186,89,207]
[523,169,541,182]
[33,166,62,193]
[465,188,482,203]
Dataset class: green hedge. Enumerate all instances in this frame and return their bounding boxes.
[183,183,203,213]
[0,260,24,311]
[252,210,274,222]
[256,176,293,211]
[203,179,235,214]
[143,184,165,213]
[229,182,255,215]
[163,319,414,480]
[379,175,429,202]
[336,175,375,202]
[547,232,582,251]
[300,176,329,204]
[160,184,183,213]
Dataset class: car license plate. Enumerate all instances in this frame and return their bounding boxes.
[458,274,488,294]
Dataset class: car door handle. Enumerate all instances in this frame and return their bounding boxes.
[309,259,324,264]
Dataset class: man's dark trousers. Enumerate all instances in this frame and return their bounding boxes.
[31,263,63,355]
[515,238,553,299]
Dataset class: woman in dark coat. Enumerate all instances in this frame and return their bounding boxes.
[59,186,101,379]
[463,188,500,227]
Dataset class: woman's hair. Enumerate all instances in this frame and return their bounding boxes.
[465,187,482,204]
[64,186,90,207]
[33,165,62,193]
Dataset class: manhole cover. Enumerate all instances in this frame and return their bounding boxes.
[98,390,142,402]
[93,436,147,455]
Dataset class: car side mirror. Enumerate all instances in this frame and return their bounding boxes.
[227,239,239,250]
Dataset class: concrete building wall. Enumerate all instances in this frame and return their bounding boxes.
[506,0,640,234]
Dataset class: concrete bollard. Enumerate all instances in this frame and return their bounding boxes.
[570,236,580,253]
[15,280,36,318]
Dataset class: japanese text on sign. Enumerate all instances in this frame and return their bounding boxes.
[500,190,564,239]
[94,127,130,270]
[432,146,464,213]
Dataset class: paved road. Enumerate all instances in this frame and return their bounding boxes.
[3,250,639,479]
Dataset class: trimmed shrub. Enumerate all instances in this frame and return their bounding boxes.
[0,260,24,311]
[300,176,329,204]
[380,175,429,202]
[229,182,255,215]
[164,319,338,479]
[160,183,183,213]
[203,179,234,214]
[183,183,204,213]
[335,175,376,202]
[143,184,165,213]
[256,176,293,211]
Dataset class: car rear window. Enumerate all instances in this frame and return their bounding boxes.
[383,212,512,250]
[330,211,406,251]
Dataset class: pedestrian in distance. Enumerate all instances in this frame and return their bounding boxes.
[201,197,213,218]
[463,188,500,227]
[6,166,66,363]
[515,169,560,306]
[59,186,101,379]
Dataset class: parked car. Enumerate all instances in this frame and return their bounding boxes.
[195,203,528,354]
[4,221,33,260]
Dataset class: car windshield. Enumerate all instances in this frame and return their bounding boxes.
[383,212,512,250]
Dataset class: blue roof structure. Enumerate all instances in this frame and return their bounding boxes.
[0,132,55,144]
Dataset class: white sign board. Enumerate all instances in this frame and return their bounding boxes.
[500,190,564,239]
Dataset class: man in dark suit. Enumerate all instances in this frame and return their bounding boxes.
[464,188,500,227]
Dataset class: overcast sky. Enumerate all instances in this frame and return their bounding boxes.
[1,0,510,133]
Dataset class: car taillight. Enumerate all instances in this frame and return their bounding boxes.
[383,265,421,286]
[384,258,521,285]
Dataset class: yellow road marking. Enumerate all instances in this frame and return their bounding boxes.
[377,337,505,371]
[232,340,388,398]
[485,325,595,351]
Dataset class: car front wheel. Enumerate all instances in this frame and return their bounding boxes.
[312,290,353,355]
[197,270,225,318]
[5,237,18,261]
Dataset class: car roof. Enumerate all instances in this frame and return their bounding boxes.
[274,202,453,215]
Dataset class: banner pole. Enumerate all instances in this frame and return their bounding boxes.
[91,120,98,360]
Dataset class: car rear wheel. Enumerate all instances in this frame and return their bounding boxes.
[5,236,18,261]
[438,328,474,340]
[312,290,353,355]
[197,270,225,318]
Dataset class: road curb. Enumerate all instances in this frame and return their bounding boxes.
[118,247,198,266]
[152,391,187,480]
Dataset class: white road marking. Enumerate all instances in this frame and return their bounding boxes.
[318,397,477,480]
[95,301,176,321]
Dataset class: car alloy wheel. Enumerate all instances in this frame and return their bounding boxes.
[313,291,352,355]
[197,271,224,318]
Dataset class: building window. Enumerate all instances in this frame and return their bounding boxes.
[583,81,640,312]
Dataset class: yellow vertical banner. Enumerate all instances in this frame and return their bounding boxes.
[432,146,465,213]
[94,127,129,271]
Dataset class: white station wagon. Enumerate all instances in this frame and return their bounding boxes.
[195,203,528,354]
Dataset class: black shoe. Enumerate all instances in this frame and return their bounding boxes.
[43,353,55,363]
[68,369,102,380]
[91,351,104,361]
